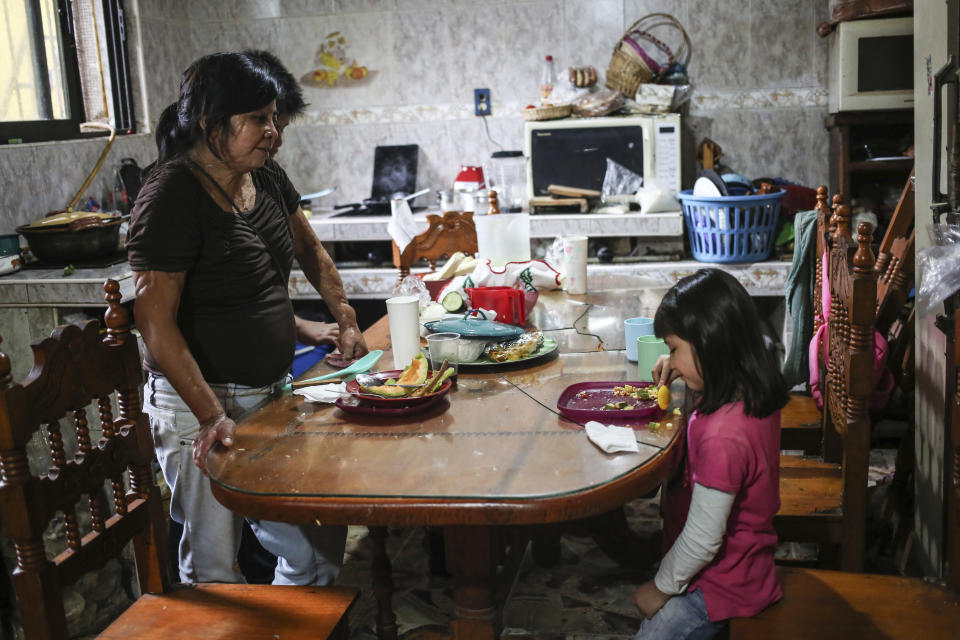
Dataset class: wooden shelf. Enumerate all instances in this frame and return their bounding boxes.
[848,158,914,173]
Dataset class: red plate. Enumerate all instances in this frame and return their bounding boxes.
[345,369,452,407]
[335,394,444,417]
[556,381,660,422]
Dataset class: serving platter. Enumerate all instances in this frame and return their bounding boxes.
[556,380,661,422]
[424,336,559,370]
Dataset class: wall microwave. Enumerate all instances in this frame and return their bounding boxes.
[523,113,681,204]
[828,16,913,113]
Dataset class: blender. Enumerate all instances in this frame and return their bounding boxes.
[487,151,527,213]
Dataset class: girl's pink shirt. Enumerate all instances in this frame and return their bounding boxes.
[662,402,782,621]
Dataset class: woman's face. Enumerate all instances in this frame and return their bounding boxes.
[216,101,278,171]
[663,334,703,391]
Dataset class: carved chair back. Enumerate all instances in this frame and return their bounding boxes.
[392,211,478,283]
[0,280,168,639]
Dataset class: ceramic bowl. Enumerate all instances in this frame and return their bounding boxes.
[458,337,489,362]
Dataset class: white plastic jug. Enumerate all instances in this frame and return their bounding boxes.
[475,213,531,267]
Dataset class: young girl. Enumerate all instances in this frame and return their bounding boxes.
[634,268,788,639]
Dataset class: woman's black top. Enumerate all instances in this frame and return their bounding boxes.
[126,159,301,386]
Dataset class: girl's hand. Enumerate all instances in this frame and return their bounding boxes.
[652,354,681,387]
[634,580,670,619]
[193,413,237,475]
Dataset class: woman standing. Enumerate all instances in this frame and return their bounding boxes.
[127,52,360,585]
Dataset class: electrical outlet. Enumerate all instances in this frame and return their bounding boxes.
[474,88,491,116]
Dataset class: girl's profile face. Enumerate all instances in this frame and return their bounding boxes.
[664,334,703,391]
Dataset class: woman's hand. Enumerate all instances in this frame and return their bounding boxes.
[193,413,237,474]
[295,317,340,347]
[338,325,369,359]
[652,354,681,387]
[634,580,670,619]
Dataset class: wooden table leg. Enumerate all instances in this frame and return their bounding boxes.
[368,526,398,640]
[444,525,497,640]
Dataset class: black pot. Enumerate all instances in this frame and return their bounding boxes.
[16,219,122,263]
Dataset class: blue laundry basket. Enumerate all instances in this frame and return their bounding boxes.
[678,188,784,263]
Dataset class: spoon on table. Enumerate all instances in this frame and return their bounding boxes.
[354,373,425,389]
[283,349,384,392]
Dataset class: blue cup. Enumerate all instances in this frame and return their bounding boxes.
[624,317,654,361]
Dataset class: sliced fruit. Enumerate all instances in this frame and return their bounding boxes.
[397,353,429,385]
[441,291,464,312]
[657,385,671,410]
[359,384,411,397]
[428,367,455,392]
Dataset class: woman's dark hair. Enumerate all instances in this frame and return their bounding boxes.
[654,268,788,417]
[243,49,307,118]
[155,52,279,163]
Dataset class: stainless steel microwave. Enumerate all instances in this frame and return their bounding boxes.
[523,113,681,203]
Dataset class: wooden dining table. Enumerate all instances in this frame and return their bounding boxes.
[208,282,684,640]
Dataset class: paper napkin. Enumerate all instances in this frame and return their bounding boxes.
[585,421,640,454]
[295,383,348,403]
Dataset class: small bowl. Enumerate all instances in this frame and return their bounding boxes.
[458,337,489,362]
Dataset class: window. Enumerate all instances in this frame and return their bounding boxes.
[0,0,134,144]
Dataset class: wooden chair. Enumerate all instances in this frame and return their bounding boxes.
[776,206,876,572]
[0,280,359,640]
[874,170,915,337]
[392,210,478,283]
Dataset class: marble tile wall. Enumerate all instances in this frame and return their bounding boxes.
[0,0,831,235]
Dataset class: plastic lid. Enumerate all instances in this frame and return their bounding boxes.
[491,150,523,158]
[545,55,553,61]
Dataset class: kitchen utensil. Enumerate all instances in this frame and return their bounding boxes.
[556,381,662,423]
[487,151,526,212]
[423,309,525,339]
[425,333,459,388]
[354,373,425,389]
[427,336,558,369]
[464,287,527,325]
[283,349,383,390]
[290,378,344,389]
[300,187,337,200]
[637,335,670,382]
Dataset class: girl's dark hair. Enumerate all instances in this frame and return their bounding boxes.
[654,268,788,417]
[243,49,307,118]
[155,52,279,163]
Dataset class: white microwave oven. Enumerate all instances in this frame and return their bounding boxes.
[828,16,913,113]
[523,113,681,205]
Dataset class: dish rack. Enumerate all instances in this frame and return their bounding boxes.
[678,189,784,263]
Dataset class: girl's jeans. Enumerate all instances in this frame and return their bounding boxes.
[144,373,347,585]
[635,589,726,640]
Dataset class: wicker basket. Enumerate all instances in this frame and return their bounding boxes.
[605,13,690,97]
[521,104,573,121]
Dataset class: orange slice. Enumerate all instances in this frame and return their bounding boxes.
[657,385,670,410]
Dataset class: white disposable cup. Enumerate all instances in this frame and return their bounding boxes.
[562,235,588,295]
[425,332,460,388]
[386,295,421,369]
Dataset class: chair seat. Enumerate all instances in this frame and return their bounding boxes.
[775,455,843,543]
[780,393,821,452]
[98,584,359,639]
[729,567,960,639]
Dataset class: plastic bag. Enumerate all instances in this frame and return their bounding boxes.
[917,223,960,316]
[602,157,644,197]
[636,179,680,213]
[572,88,624,117]
[392,275,432,308]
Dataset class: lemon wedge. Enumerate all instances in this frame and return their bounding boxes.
[657,385,670,410]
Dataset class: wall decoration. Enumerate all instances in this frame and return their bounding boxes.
[300,31,377,89]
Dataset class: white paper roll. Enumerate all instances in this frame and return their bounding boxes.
[562,235,588,295]
[386,295,421,369]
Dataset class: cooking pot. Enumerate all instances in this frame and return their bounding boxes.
[16,217,122,263]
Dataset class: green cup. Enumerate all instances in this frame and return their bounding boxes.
[637,335,669,382]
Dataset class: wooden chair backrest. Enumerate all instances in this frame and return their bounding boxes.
[392,210,478,283]
[875,170,915,338]
[812,185,832,336]
[949,295,960,591]
[824,205,878,571]
[0,280,169,640]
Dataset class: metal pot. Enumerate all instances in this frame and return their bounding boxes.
[16,218,122,263]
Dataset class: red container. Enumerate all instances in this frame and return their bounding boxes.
[465,286,527,325]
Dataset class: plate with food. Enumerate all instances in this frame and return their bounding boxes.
[344,354,454,407]
[556,381,669,422]
[425,332,558,369]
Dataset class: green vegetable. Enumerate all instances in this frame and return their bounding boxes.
[63,264,75,276]
[441,291,463,312]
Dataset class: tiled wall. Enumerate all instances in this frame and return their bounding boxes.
[0,0,829,232]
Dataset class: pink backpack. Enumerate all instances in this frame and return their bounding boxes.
[808,252,893,411]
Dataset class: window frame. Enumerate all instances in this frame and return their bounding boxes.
[0,0,135,145]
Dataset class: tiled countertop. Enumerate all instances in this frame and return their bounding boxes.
[0,259,791,307]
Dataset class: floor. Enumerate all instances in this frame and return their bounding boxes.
[335,449,901,640]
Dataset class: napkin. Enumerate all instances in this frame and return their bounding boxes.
[388,197,419,255]
[585,421,640,454]
[295,383,348,403]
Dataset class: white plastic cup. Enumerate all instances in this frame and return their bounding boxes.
[562,235,588,295]
[425,332,460,389]
[386,295,421,369]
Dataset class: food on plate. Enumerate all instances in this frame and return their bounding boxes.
[657,385,671,410]
[603,401,635,411]
[396,353,429,385]
[611,384,659,401]
[485,331,544,362]
[359,383,411,398]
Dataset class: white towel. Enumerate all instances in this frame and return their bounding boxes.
[584,421,640,454]
[388,197,419,254]
[295,383,348,403]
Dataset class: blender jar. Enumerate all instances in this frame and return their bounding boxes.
[487,150,527,213]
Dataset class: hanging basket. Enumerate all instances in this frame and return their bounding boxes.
[605,13,690,97]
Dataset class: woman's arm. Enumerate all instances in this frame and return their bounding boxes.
[635,483,735,618]
[288,207,368,359]
[133,270,236,473]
